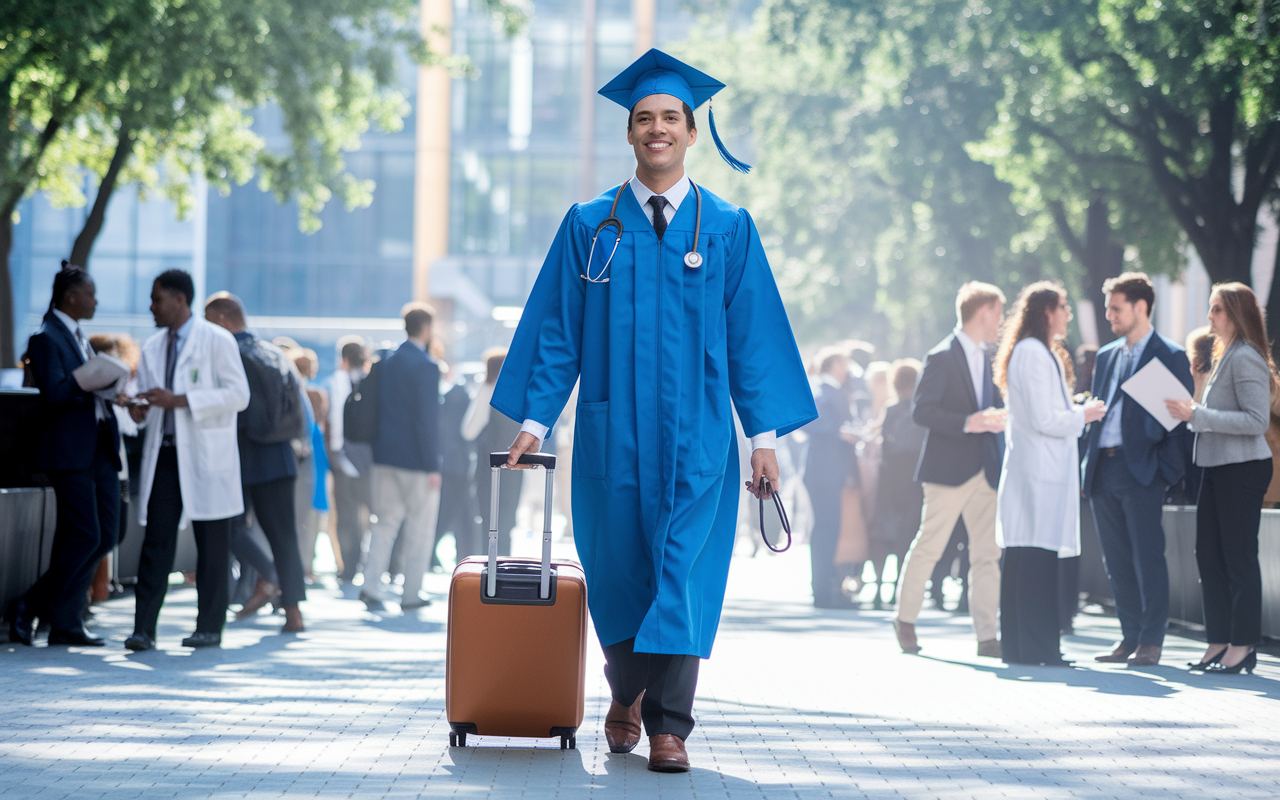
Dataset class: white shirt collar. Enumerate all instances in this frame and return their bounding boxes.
[52,308,83,343]
[629,172,691,216]
[954,328,983,356]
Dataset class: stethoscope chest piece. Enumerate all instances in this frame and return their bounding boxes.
[683,251,703,269]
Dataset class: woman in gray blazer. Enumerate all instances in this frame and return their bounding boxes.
[1167,283,1277,675]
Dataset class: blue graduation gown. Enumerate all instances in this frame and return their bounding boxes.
[491,182,817,658]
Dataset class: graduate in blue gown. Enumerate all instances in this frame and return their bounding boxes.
[491,49,816,772]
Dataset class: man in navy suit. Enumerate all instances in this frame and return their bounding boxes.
[803,349,859,608]
[894,282,1007,658]
[8,265,121,647]
[1082,272,1193,667]
[357,302,442,610]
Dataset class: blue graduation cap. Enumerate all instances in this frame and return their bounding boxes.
[598,49,751,174]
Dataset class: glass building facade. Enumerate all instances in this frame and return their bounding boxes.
[7,0,702,374]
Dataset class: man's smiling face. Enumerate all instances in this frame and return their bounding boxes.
[627,93,697,178]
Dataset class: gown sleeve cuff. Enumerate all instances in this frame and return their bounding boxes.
[750,431,777,450]
[520,419,549,441]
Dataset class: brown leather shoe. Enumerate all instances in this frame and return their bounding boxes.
[604,692,643,753]
[976,638,1001,658]
[1127,644,1162,667]
[1094,641,1137,663]
[281,606,304,633]
[893,619,921,654]
[647,734,690,773]
[235,577,280,620]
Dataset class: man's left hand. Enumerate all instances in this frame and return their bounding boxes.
[745,448,780,498]
[139,388,188,409]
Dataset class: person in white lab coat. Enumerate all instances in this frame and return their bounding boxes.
[993,282,1106,666]
[124,270,251,651]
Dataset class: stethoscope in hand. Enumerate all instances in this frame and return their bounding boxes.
[582,180,703,283]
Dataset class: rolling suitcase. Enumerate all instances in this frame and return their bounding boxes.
[446,452,588,750]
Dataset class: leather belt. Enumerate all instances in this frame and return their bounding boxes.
[1099,446,1122,457]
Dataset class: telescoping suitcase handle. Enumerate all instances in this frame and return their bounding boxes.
[487,452,557,600]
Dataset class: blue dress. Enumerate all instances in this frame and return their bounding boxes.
[492,182,816,658]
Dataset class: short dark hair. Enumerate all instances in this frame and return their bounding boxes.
[1102,272,1155,317]
[154,269,195,306]
[402,302,435,338]
[49,262,91,312]
[628,101,696,133]
[339,338,366,368]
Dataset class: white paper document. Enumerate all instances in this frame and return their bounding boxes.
[1120,357,1192,432]
[72,353,130,397]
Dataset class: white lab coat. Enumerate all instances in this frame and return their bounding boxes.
[135,318,251,524]
[996,337,1086,557]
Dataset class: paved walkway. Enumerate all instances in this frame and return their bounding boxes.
[3,545,1279,799]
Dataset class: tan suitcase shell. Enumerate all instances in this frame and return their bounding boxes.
[445,555,588,746]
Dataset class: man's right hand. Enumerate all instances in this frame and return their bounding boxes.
[965,407,1007,434]
[506,431,542,469]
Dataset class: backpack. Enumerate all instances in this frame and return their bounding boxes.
[239,337,307,444]
[343,360,381,444]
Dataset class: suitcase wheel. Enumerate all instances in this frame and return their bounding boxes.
[559,734,575,750]
[450,732,466,747]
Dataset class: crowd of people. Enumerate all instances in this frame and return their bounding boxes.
[7,264,532,650]
[7,259,1277,675]
[797,274,1276,673]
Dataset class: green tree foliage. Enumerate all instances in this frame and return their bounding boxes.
[684,0,1280,353]
[0,0,526,367]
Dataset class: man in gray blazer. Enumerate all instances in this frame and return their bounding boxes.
[1081,273,1193,667]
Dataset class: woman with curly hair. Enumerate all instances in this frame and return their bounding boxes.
[994,282,1106,666]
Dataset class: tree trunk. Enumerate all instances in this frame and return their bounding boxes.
[0,205,16,368]
[1266,222,1280,347]
[68,125,133,270]
[1049,196,1124,346]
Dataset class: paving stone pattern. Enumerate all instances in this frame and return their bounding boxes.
[2,546,1278,799]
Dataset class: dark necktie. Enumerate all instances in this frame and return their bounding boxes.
[74,327,107,422]
[1107,347,1133,407]
[648,195,669,239]
[980,351,993,410]
[163,328,179,437]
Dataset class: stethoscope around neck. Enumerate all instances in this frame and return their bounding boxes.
[581,180,703,283]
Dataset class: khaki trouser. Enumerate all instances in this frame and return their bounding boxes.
[362,464,440,602]
[895,470,1001,642]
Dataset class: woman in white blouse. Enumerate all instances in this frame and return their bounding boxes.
[993,282,1106,666]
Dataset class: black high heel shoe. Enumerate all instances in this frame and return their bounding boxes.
[1187,648,1227,671]
[1203,649,1257,675]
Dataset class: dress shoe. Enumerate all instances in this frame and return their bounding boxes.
[235,578,280,620]
[1188,647,1227,671]
[281,606,305,633]
[7,598,34,646]
[181,631,222,648]
[1203,649,1257,675]
[604,692,644,754]
[976,638,1002,659]
[47,628,105,646]
[1127,644,1162,667]
[124,633,156,652]
[647,734,690,773]
[893,619,921,654]
[1093,641,1137,663]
